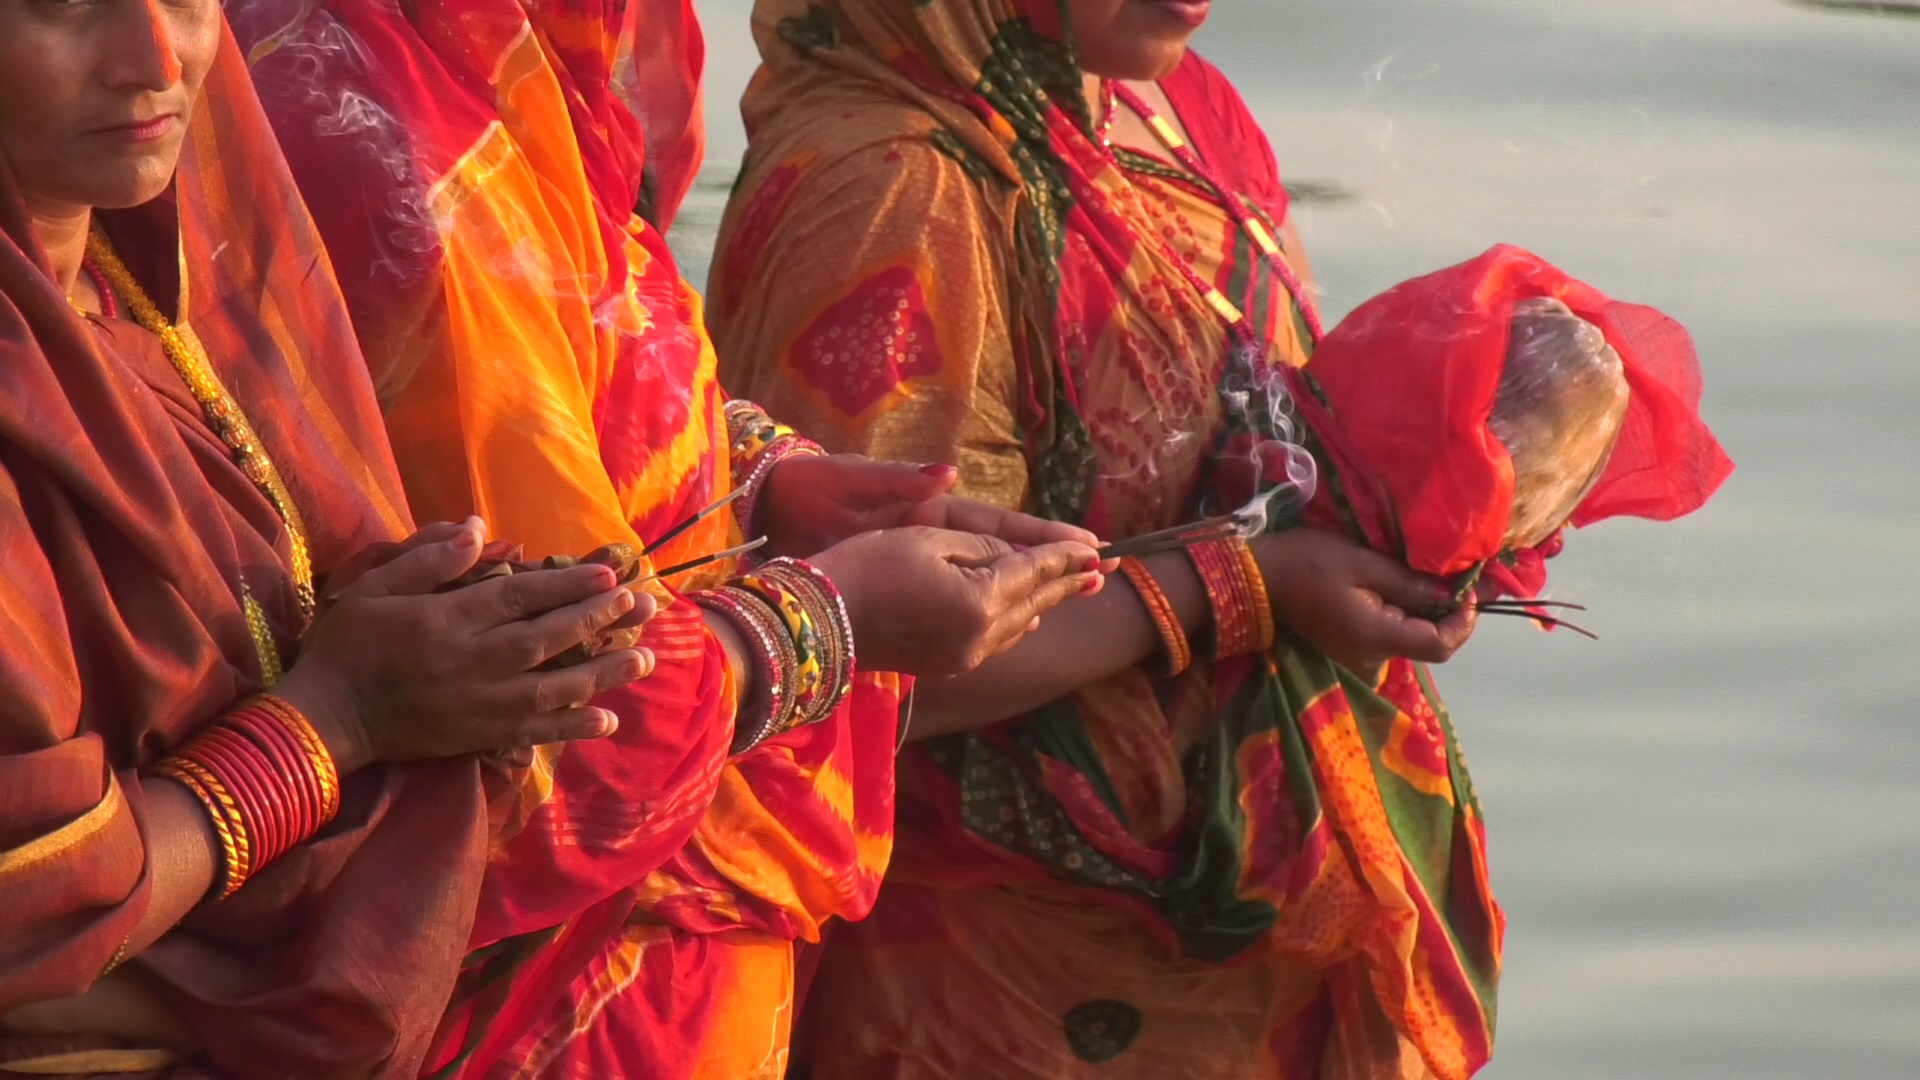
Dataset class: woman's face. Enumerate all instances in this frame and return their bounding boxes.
[0,0,220,216]
[1067,0,1210,81]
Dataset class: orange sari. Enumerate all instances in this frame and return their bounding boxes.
[0,24,487,1078]
[711,2,1501,1077]
[231,2,901,1076]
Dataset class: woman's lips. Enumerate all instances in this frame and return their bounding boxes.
[1140,0,1211,30]
[94,115,178,143]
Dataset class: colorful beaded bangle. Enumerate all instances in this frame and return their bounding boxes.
[695,586,799,752]
[724,399,825,539]
[737,567,827,725]
[724,400,788,466]
[147,694,339,901]
[1187,537,1271,659]
[740,558,856,729]
[733,435,824,540]
[1119,557,1192,677]
[777,558,857,719]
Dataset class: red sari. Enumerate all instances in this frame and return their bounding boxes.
[229,3,903,1076]
[0,25,488,1078]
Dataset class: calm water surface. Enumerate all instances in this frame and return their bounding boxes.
[675,2,1920,1075]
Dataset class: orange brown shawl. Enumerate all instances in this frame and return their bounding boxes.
[0,23,490,1078]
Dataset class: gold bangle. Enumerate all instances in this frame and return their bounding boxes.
[153,758,251,899]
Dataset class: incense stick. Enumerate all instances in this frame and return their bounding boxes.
[639,536,769,583]
[1472,607,1599,640]
[1095,513,1246,561]
[645,487,747,555]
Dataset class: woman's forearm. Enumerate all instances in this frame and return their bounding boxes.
[0,777,217,1041]
[906,551,1209,738]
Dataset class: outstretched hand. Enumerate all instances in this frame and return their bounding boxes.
[755,454,1101,558]
[809,526,1103,677]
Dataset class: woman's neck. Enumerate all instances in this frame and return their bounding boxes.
[28,200,93,295]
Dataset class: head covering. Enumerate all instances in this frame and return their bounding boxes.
[713,0,1314,536]
[0,21,491,1076]
[1292,244,1735,599]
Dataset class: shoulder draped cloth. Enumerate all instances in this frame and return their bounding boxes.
[711,2,1503,1077]
[0,22,491,1078]
[229,2,903,1076]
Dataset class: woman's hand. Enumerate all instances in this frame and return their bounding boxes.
[275,518,659,774]
[1252,528,1477,673]
[809,526,1103,677]
[755,455,1101,558]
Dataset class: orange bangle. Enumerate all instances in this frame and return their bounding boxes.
[1230,539,1276,655]
[1120,557,1192,676]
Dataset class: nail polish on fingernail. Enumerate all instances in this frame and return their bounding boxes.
[1080,557,1101,574]
[1080,576,1101,594]
[918,463,957,478]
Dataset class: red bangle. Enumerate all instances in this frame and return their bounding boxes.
[190,726,293,867]
[1187,538,1270,659]
[230,703,326,831]
[249,695,340,820]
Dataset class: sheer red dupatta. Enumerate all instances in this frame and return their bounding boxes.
[1291,245,1735,598]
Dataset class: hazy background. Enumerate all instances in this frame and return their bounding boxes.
[670,2,1920,1075]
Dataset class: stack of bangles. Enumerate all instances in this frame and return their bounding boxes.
[694,557,856,753]
[1187,536,1275,660]
[1119,536,1274,673]
[144,694,340,902]
[724,399,823,536]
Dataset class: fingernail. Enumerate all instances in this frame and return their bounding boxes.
[613,589,636,614]
[621,651,650,679]
[590,709,618,737]
[918,463,957,478]
[1080,557,1101,574]
[1079,575,1101,594]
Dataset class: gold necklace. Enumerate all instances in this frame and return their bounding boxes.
[84,233,317,656]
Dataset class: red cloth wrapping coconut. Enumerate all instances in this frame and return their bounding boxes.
[1287,244,1735,599]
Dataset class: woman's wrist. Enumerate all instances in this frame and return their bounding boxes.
[694,556,857,753]
[272,664,371,776]
[143,692,344,901]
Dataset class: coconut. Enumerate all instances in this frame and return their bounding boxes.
[1488,297,1632,550]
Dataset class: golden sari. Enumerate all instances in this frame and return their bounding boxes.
[711,2,1501,1077]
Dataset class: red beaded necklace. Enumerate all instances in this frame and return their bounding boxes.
[71,258,119,320]
[1103,81,1325,347]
